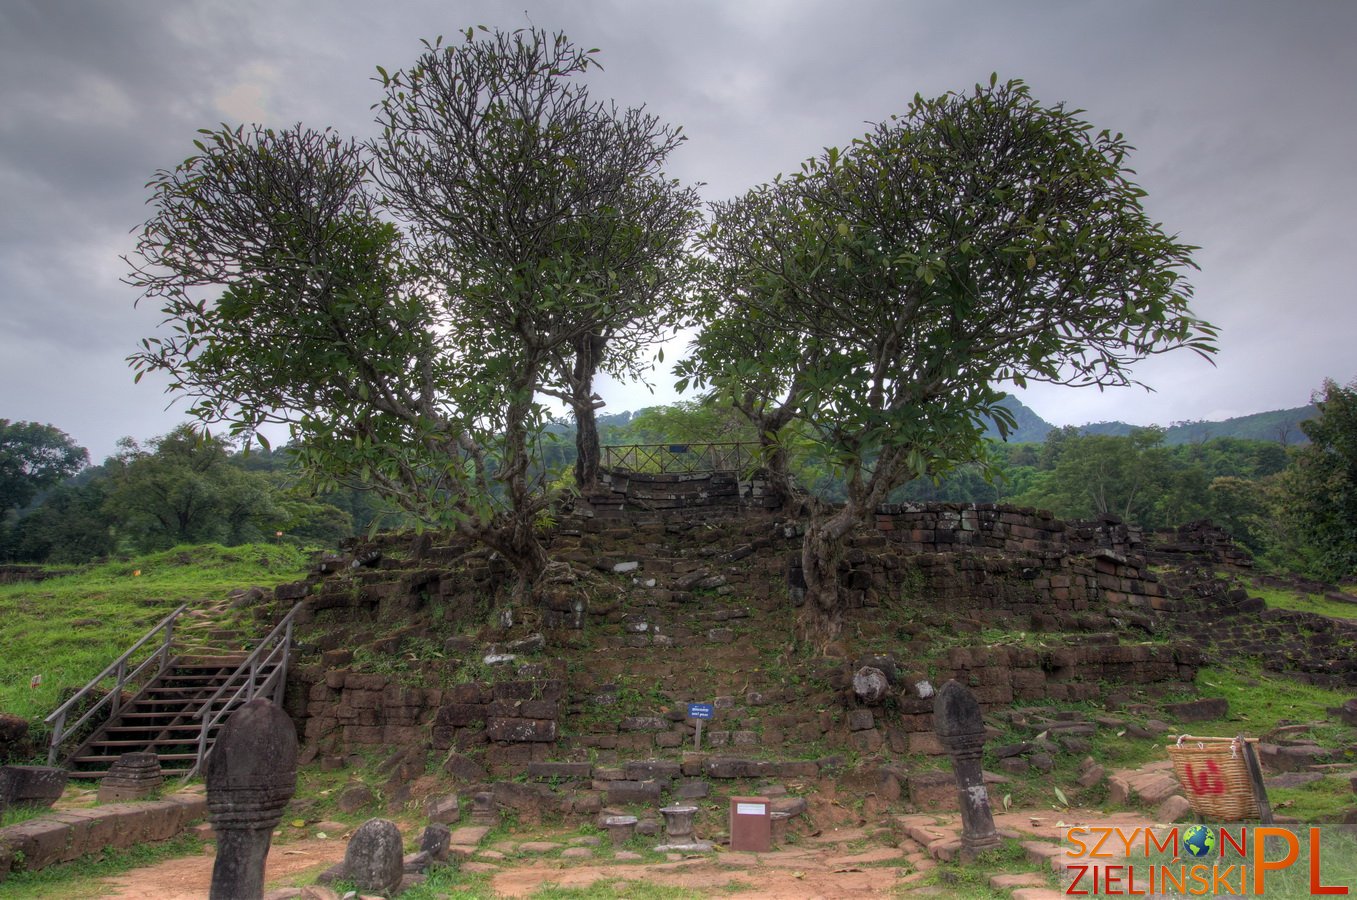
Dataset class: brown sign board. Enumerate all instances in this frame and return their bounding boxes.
[729,795,771,852]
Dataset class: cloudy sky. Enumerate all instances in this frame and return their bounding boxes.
[2,1,1354,460]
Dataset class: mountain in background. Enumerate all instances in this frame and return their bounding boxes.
[987,396,1055,443]
[1077,405,1317,445]
[987,395,1316,445]
[554,397,1316,446]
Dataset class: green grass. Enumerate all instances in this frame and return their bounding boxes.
[1268,775,1357,823]
[909,837,1051,898]
[0,543,309,721]
[1251,585,1357,620]
[382,866,495,899]
[0,832,205,899]
[1,804,52,828]
[1193,664,1354,748]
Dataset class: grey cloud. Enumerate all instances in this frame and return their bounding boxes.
[2,0,1356,456]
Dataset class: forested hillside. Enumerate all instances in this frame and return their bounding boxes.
[1079,404,1317,445]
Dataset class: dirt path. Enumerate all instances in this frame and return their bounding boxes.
[489,845,910,899]
[93,838,345,899]
[83,798,1168,899]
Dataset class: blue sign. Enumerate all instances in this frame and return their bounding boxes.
[687,702,714,720]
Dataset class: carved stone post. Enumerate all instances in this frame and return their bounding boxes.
[206,699,298,900]
[933,679,1001,860]
[98,752,163,803]
[659,805,697,842]
[603,814,638,847]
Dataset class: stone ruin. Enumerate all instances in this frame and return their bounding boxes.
[6,498,1319,876]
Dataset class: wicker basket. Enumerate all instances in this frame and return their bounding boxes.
[1166,735,1260,821]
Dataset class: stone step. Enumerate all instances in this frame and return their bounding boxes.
[991,872,1054,893]
[448,825,491,847]
[893,815,955,852]
[1021,839,1065,870]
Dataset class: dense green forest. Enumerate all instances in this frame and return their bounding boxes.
[0,422,400,564]
[5,383,1351,582]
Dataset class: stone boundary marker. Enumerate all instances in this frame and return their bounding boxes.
[0,792,207,883]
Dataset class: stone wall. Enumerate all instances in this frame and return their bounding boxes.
[843,504,1174,621]
[0,565,74,585]
[1145,519,1255,569]
[0,792,206,882]
[1160,579,1357,688]
[0,714,36,766]
[277,503,1211,777]
[263,500,1355,792]
[292,670,562,775]
[582,469,780,519]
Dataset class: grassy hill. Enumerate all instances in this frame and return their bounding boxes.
[0,543,309,722]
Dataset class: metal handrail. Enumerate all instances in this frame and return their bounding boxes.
[602,441,759,475]
[44,603,188,766]
[188,602,300,777]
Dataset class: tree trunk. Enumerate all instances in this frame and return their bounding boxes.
[573,396,601,491]
[794,447,902,646]
[498,362,548,605]
[797,504,858,644]
[501,518,549,606]
[758,430,797,512]
[570,333,607,492]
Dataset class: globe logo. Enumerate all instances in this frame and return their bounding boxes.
[1182,824,1216,858]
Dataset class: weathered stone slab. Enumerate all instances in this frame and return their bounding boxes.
[0,766,67,810]
[619,716,669,732]
[449,825,491,846]
[625,760,680,781]
[1162,698,1229,723]
[606,780,662,804]
[344,818,404,895]
[1,817,71,870]
[425,794,460,824]
[528,761,593,780]
[676,779,710,799]
[703,757,765,779]
[485,717,557,742]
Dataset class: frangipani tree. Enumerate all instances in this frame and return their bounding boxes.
[372,28,700,492]
[128,27,699,601]
[680,77,1217,638]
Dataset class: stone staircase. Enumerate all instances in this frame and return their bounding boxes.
[49,588,298,780]
[65,655,280,779]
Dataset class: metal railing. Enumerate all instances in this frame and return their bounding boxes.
[188,602,300,777]
[602,442,758,475]
[44,604,187,766]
